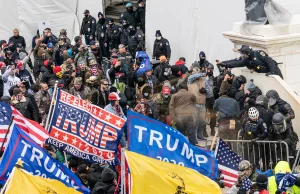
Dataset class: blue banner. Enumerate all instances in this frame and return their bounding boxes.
[0,123,90,194]
[136,51,152,74]
[47,90,126,165]
[127,110,218,180]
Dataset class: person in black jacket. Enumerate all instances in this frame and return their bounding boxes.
[135,0,146,33]
[152,30,171,60]
[95,12,109,58]
[218,45,283,79]
[80,10,96,46]
[91,79,109,108]
[255,95,274,129]
[9,29,26,49]
[10,87,39,122]
[266,90,295,124]
[104,18,121,51]
[127,25,144,57]
[119,3,136,27]
[92,168,117,194]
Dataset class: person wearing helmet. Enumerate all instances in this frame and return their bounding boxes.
[80,9,96,46]
[104,18,121,51]
[217,45,283,79]
[228,160,253,194]
[255,95,274,129]
[127,25,144,58]
[241,107,268,166]
[205,63,217,136]
[266,90,295,124]
[268,113,297,162]
[242,107,267,140]
[119,3,136,27]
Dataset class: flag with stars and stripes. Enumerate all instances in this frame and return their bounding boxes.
[47,89,126,165]
[0,102,49,150]
[215,138,242,187]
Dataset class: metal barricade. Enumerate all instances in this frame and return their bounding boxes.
[206,139,291,171]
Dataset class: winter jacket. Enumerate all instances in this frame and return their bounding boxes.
[69,85,92,100]
[11,96,39,122]
[91,89,109,108]
[213,95,240,122]
[80,15,96,36]
[187,72,207,105]
[104,104,126,120]
[169,89,196,121]
[9,35,26,48]
[92,181,116,194]
[171,60,188,77]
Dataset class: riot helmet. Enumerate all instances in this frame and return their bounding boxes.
[266,90,280,106]
[272,113,286,134]
[238,45,252,56]
[255,95,269,109]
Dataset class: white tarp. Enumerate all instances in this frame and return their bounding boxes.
[145,0,300,66]
[0,0,103,50]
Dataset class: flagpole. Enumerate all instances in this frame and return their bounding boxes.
[45,81,58,132]
[0,116,14,153]
[121,148,126,194]
[63,151,69,168]
[210,131,219,150]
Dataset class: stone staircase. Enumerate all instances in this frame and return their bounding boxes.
[104,0,139,26]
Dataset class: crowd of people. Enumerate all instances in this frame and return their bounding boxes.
[0,0,298,193]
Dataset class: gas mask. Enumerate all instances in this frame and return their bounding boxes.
[156,36,162,41]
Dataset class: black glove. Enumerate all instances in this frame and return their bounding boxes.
[265,72,273,76]
[199,87,207,94]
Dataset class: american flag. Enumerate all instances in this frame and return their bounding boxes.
[0,102,49,149]
[215,139,241,187]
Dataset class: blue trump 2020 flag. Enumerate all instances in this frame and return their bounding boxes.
[0,122,90,194]
[136,51,152,74]
[127,110,218,180]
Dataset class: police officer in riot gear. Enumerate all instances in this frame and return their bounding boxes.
[104,18,121,51]
[127,25,144,58]
[119,3,136,27]
[80,10,96,46]
[120,20,129,46]
[135,0,146,33]
[96,12,109,58]
[267,113,297,160]
[218,45,283,79]
[266,90,295,124]
[152,30,171,61]
[255,95,274,129]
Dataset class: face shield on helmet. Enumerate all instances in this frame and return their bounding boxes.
[268,97,277,106]
[272,121,286,134]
